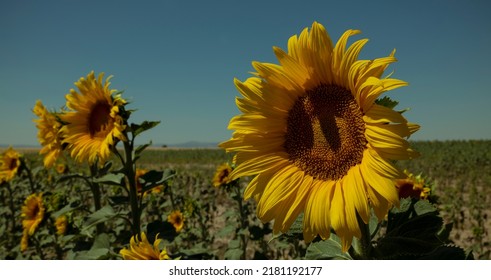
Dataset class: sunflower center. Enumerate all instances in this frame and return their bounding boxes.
[284,84,367,181]
[9,158,18,171]
[88,102,112,137]
[31,203,40,218]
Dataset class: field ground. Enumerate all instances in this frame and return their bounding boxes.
[3,140,490,259]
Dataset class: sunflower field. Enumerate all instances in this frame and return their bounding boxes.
[1,22,489,260]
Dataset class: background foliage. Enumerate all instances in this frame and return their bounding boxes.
[0,140,489,259]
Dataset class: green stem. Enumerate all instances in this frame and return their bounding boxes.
[4,182,16,233]
[89,164,104,234]
[356,213,372,259]
[21,159,36,193]
[233,182,248,260]
[122,136,140,236]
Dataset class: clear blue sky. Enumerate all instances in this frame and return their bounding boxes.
[1,0,490,146]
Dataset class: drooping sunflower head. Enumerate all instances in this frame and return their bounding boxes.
[0,146,22,183]
[21,193,45,236]
[60,71,127,165]
[220,22,419,251]
[167,210,185,233]
[32,100,65,168]
[120,232,170,260]
[212,163,234,187]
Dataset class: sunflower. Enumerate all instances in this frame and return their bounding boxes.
[0,146,22,183]
[55,163,68,174]
[32,100,65,168]
[120,232,170,260]
[55,215,68,235]
[60,71,127,165]
[219,22,419,251]
[21,193,45,236]
[167,210,184,233]
[212,163,234,187]
[134,168,163,195]
[395,170,430,200]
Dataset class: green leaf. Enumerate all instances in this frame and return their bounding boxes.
[131,121,160,137]
[108,196,128,206]
[51,200,82,218]
[136,141,152,154]
[373,198,467,259]
[92,173,125,186]
[375,96,399,109]
[228,239,241,249]
[91,233,110,249]
[98,161,113,175]
[74,248,110,260]
[140,169,175,193]
[57,173,88,183]
[305,235,352,260]
[216,224,236,238]
[224,248,243,260]
[82,205,117,230]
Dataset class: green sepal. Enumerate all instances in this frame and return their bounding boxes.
[375,96,399,109]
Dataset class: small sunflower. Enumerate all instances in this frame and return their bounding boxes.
[220,22,419,251]
[55,163,68,174]
[120,232,170,260]
[395,170,430,200]
[0,147,22,183]
[167,210,185,233]
[134,168,163,195]
[32,100,65,168]
[60,71,127,165]
[212,163,234,187]
[55,215,68,235]
[21,193,45,236]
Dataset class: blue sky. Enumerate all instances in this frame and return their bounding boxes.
[1,0,490,146]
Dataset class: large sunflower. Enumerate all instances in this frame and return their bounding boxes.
[0,146,21,183]
[21,193,45,236]
[219,22,419,251]
[32,100,64,168]
[60,71,127,165]
[120,232,170,260]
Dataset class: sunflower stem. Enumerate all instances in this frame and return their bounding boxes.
[122,135,141,236]
[356,213,372,259]
[3,182,16,233]
[232,181,248,260]
[21,158,37,193]
[89,163,104,234]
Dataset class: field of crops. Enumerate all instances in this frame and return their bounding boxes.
[1,140,489,260]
